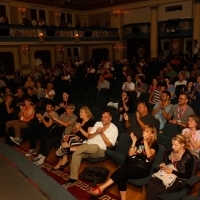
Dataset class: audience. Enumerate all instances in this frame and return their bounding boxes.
[167,94,194,128]
[122,75,135,91]
[97,75,110,92]
[64,109,118,186]
[53,106,95,170]
[89,124,158,199]
[152,91,172,130]
[33,103,77,166]
[6,97,35,138]
[147,134,194,200]
[182,114,200,158]
[118,91,134,115]
[123,101,159,138]
[10,100,58,156]
[1,41,200,199]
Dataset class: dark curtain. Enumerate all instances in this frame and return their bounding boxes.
[0,5,6,17]
[34,50,51,68]
[0,52,15,75]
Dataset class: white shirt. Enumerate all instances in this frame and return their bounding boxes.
[34,58,42,67]
[87,122,118,150]
[193,44,200,55]
[45,90,55,99]
[174,80,187,88]
[75,60,83,67]
[122,82,135,91]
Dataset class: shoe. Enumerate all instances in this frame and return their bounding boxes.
[10,137,22,145]
[56,147,70,157]
[63,179,76,188]
[32,154,42,163]
[35,157,44,167]
[89,186,103,197]
[25,149,37,157]
[59,161,69,170]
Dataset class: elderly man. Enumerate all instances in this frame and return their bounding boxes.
[166,93,194,128]
[64,109,118,186]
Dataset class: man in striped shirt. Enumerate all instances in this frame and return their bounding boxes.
[149,84,167,105]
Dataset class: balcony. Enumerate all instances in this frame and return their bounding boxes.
[0,24,119,43]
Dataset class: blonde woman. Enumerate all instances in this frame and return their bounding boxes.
[89,124,158,200]
[147,134,194,200]
[52,106,95,170]
[182,114,200,158]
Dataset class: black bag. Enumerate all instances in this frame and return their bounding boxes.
[125,155,147,169]
[4,127,15,145]
[80,167,109,186]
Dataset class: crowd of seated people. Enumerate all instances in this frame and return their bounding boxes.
[0,49,200,199]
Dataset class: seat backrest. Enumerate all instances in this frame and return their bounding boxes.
[116,133,132,156]
[111,110,120,123]
[150,144,166,173]
[71,92,82,102]
[94,96,107,105]
[99,88,110,97]
[162,123,182,137]
[90,106,102,121]
[82,94,93,102]
[191,155,199,176]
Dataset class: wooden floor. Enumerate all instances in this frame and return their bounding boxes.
[18,141,200,200]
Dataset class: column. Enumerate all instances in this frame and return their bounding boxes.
[193,0,200,43]
[111,13,124,61]
[150,6,158,58]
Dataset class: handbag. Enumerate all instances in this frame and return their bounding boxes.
[152,164,177,188]
[80,166,109,186]
[125,155,147,169]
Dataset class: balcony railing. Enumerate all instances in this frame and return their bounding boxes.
[0,24,119,42]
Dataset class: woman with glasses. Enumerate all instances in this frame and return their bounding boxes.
[146,134,194,200]
[182,114,200,158]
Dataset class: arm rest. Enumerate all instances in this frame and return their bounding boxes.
[106,145,116,150]
[186,175,200,187]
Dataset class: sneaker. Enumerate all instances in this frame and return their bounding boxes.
[35,156,45,167]
[32,154,43,163]
[25,149,37,157]
[10,137,22,145]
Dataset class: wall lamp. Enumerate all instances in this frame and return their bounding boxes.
[112,10,125,17]
[21,46,29,54]
[18,7,26,17]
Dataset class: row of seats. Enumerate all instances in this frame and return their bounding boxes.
[84,133,200,199]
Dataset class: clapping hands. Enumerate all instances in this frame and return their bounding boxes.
[130,132,137,143]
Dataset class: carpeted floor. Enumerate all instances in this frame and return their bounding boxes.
[0,141,120,200]
[0,141,76,200]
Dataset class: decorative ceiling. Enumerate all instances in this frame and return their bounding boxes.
[15,0,146,11]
